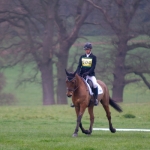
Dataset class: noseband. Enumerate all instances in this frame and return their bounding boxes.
[66,77,78,92]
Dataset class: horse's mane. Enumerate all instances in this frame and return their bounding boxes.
[75,74,89,91]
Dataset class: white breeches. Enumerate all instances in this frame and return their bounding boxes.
[86,75,98,88]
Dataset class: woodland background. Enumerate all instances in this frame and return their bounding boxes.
[0,0,150,105]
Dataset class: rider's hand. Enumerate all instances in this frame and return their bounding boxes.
[82,72,89,78]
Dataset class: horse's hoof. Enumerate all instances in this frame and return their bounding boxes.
[110,128,116,133]
[72,133,78,137]
[84,130,91,135]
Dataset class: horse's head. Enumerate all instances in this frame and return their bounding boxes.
[65,69,78,97]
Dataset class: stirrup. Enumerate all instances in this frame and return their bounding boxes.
[70,103,75,107]
[94,99,99,106]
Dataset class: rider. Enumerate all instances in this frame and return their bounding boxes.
[74,42,99,106]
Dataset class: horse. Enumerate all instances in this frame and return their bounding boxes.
[65,69,122,137]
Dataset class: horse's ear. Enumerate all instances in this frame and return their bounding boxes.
[75,72,79,78]
[73,70,77,76]
[65,69,70,76]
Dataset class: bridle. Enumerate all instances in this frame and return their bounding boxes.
[66,76,79,92]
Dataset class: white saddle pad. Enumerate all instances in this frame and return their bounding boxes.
[83,78,103,95]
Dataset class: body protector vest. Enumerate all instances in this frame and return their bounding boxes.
[76,53,96,76]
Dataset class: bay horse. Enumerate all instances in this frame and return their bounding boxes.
[65,69,122,137]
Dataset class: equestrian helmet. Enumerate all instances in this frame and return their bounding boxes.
[83,42,92,50]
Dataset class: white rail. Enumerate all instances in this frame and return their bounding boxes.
[93,128,150,132]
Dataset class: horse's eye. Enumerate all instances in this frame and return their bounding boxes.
[72,81,75,84]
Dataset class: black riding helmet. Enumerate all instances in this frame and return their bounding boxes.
[83,42,92,50]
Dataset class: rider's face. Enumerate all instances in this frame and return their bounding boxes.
[85,49,91,54]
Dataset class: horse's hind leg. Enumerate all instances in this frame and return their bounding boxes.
[87,106,94,134]
[101,101,116,133]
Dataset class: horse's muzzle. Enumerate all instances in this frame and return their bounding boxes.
[67,95,72,98]
[66,92,73,97]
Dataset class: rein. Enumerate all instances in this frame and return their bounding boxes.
[67,86,79,92]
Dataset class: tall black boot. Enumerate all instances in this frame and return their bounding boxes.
[93,87,99,106]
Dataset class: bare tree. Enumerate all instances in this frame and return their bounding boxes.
[0,0,93,105]
[86,0,150,102]
[0,0,56,105]
[53,0,92,104]
[1,0,149,104]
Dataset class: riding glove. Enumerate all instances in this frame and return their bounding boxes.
[82,72,89,78]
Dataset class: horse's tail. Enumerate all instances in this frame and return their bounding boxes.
[109,97,122,113]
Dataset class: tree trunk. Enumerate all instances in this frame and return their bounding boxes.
[56,53,68,104]
[40,62,55,105]
[112,78,125,102]
[54,1,91,104]
[40,1,55,105]
[112,39,127,102]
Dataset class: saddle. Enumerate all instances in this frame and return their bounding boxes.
[85,78,103,95]
[87,79,94,93]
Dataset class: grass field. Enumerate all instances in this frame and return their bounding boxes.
[1,35,150,149]
[0,104,150,150]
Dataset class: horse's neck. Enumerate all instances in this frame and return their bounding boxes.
[76,75,86,89]
[75,76,89,99]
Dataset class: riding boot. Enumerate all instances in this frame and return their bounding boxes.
[93,87,99,106]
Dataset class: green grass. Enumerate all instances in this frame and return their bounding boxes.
[0,104,150,150]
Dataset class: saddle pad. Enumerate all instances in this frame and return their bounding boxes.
[82,78,103,95]
[97,84,103,95]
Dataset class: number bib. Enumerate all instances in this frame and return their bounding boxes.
[82,57,92,67]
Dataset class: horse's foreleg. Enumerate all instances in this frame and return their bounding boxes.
[79,122,85,133]
[73,114,82,136]
[78,106,94,135]
[79,122,91,135]
[102,104,116,133]
[73,106,86,137]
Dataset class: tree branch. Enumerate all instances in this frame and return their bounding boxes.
[128,0,141,23]
[134,72,150,89]
[127,42,150,51]
[125,78,141,85]
[86,0,120,33]
[66,1,92,43]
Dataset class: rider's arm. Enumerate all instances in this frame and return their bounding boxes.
[76,56,82,75]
